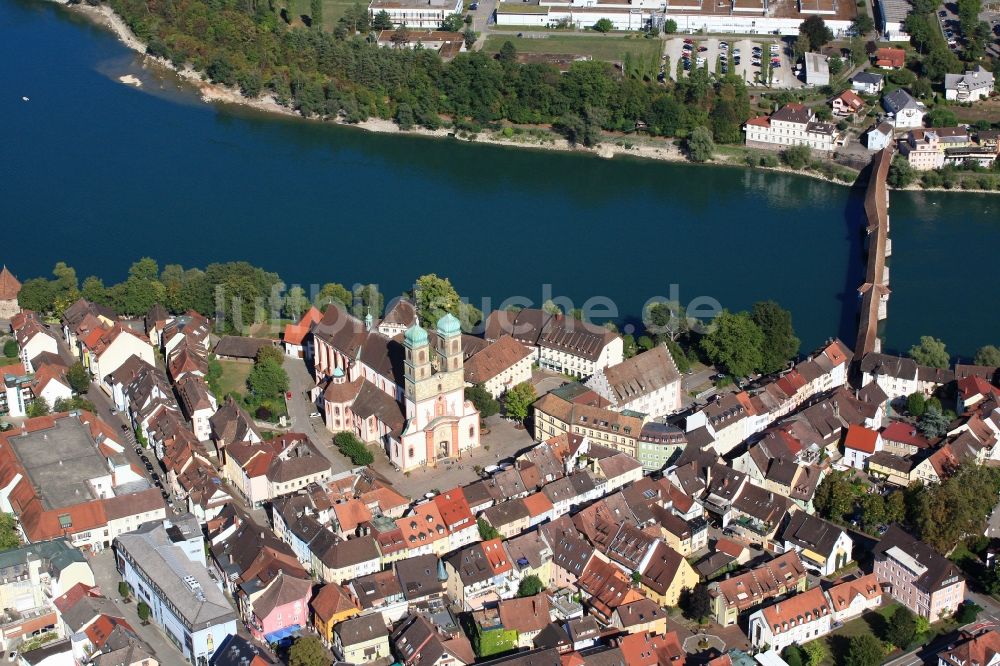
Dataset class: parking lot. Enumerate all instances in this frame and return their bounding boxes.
[663,36,801,88]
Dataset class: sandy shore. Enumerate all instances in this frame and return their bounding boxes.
[48,2,1000,194]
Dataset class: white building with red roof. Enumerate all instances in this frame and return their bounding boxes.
[843,424,882,470]
[748,586,833,653]
[744,103,841,153]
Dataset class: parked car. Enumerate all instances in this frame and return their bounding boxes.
[309,411,321,418]
[470,2,478,8]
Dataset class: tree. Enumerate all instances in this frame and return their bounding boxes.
[793,32,813,61]
[686,126,715,162]
[247,357,289,401]
[906,463,1000,552]
[289,635,332,666]
[498,40,517,64]
[885,605,917,649]
[593,18,614,32]
[700,310,764,378]
[517,574,544,597]
[910,336,949,368]
[827,55,844,75]
[441,13,464,31]
[67,362,91,395]
[118,581,132,600]
[975,345,1000,367]
[413,274,481,331]
[888,155,916,188]
[783,646,804,666]
[813,470,856,522]
[0,513,20,551]
[751,301,800,374]
[885,490,906,524]
[956,601,982,624]
[478,517,501,540]
[860,492,886,530]
[851,14,875,35]
[18,278,57,313]
[504,382,536,423]
[679,583,712,621]
[845,634,885,666]
[802,641,828,666]
[309,0,323,25]
[26,398,50,418]
[136,601,151,624]
[801,15,833,48]
[284,286,309,320]
[466,385,500,419]
[317,282,352,309]
[906,392,926,417]
[2,340,16,359]
[81,276,108,304]
[663,18,678,33]
[918,407,950,438]
[257,344,285,367]
[372,9,393,29]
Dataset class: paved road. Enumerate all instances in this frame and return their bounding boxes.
[89,550,192,661]
[282,355,355,475]
[369,414,535,498]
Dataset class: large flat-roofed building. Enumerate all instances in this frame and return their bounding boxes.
[496,0,855,35]
[0,413,166,551]
[368,0,464,28]
[875,0,911,40]
[115,520,237,664]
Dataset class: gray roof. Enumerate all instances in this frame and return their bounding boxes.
[335,615,388,646]
[945,66,994,92]
[853,71,884,85]
[782,511,846,557]
[882,89,924,114]
[8,416,111,510]
[116,522,237,631]
[0,538,86,577]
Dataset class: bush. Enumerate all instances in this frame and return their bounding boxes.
[333,431,374,466]
[2,340,17,358]
[781,144,812,169]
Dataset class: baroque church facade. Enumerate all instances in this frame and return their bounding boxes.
[311,301,480,472]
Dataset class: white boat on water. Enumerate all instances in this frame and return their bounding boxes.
[21,96,29,101]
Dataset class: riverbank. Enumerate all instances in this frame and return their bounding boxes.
[50,1,1000,195]
[46,0,849,179]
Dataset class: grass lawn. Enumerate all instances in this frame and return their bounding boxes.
[482,33,662,64]
[216,360,253,399]
[817,602,959,665]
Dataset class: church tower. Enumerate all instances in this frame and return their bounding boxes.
[403,323,431,405]
[436,313,464,376]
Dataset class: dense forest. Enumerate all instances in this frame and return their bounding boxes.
[98,0,751,143]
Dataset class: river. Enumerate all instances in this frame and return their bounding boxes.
[2,0,998,359]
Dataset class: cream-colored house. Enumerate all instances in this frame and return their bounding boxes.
[463,335,533,399]
[586,345,682,418]
[334,615,390,663]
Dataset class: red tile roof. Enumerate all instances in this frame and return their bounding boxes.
[522,491,554,518]
[875,48,906,68]
[880,421,931,449]
[844,424,879,453]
